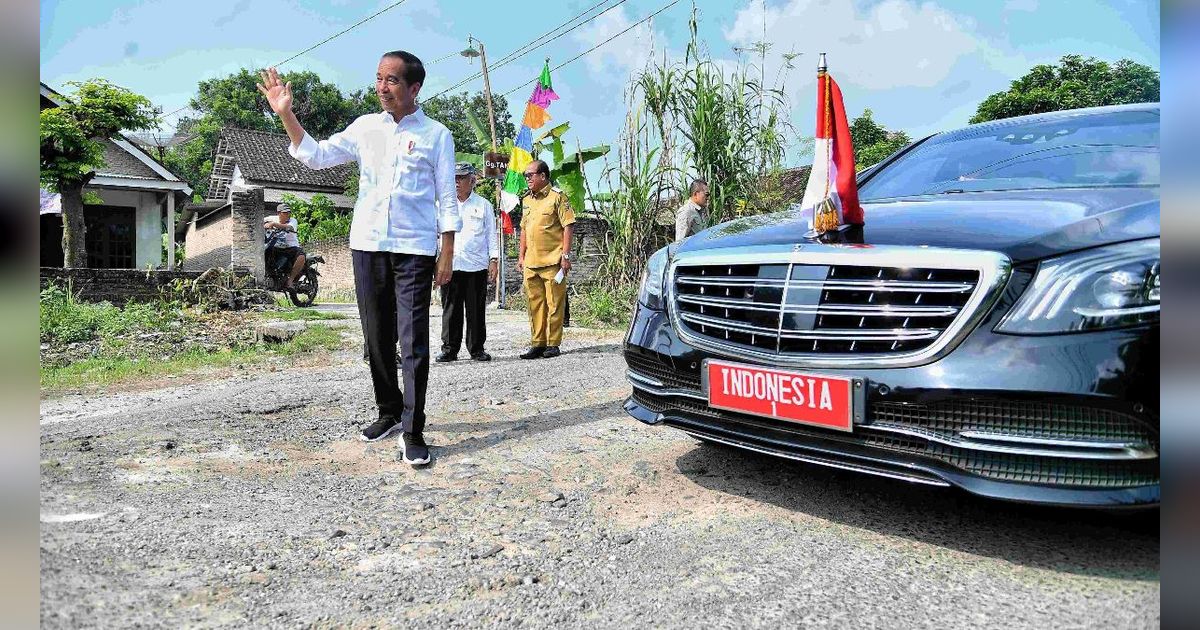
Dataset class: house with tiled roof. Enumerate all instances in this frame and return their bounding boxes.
[183,127,355,271]
[39,82,193,269]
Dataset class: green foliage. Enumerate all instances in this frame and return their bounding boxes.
[422,91,517,155]
[850,109,888,151]
[597,110,671,288]
[528,121,610,217]
[970,55,1159,124]
[40,79,159,190]
[39,283,178,344]
[849,109,911,170]
[40,324,344,393]
[344,163,360,198]
[574,284,638,329]
[595,7,798,290]
[162,233,186,268]
[279,193,350,243]
[266,308,348,321]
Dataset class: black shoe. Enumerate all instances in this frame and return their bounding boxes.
[520,346,546,360]
[435,351,458,363]
[399,432,430,466]
[360,416,400,442]
[470,352,492,362]
[542,346,561,358]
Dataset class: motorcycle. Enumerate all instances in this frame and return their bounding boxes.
[265,228,324,307]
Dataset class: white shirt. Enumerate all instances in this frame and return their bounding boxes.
[265,215,300,248]
[451,192,499,272]
[288,108,461,255]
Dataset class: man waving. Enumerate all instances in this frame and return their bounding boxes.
[257,52,459,466]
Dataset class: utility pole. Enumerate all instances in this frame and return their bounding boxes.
[465,36,506,307]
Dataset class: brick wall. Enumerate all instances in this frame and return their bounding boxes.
[304,237,356,293]
[230,186,265,284]
[184,211,231,272]
[40,268,207,303]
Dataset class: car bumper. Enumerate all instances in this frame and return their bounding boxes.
[623,304,1160,508]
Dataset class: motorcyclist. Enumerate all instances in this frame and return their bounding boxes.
[263,203,306,289]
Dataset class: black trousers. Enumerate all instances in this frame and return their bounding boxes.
[352,249,435,435]
[440,269,488,356]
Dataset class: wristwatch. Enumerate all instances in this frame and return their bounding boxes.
[561,253,571,261]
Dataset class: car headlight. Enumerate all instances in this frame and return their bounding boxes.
[638,246,670,310]
[996,238,1159,334]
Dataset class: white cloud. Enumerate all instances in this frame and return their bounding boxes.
[723,0,981,90]
[571,5,665,83]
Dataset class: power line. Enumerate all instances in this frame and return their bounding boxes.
[272,0,413,67]
[159,0,415,123]
[426,49,465,65]
[426,0,628,101]
[501,0,681,98]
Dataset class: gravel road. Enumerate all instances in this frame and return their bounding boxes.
[40,306,1159,628]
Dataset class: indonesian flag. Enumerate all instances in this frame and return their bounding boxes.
[799,64,864,234]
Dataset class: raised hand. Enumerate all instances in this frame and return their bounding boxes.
[256,67,293,115]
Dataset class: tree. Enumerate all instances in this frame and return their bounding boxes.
[40,79,159,268]
[850,108,888,150]
[421,91,516,156]
[970,54,1159,124]
[849,109,911,170]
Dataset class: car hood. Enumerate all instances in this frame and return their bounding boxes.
[679,187,1160,264]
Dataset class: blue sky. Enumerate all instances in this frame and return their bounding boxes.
[41,0,1159,171]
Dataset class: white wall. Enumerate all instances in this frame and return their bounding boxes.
[90,188,163,269]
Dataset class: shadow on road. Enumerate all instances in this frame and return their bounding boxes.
[434,400,625,460]
[673,442,1158,581]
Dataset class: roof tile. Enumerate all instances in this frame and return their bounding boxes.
[221,127,353,190]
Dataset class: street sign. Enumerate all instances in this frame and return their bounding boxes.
[484,152,509,179]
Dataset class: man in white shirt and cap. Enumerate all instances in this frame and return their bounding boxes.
[257,52,459,466]
[436,162,498,363]
[262,202,306,289]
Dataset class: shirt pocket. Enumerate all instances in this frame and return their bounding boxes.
[539,207,561,232]
[397,134,432,177]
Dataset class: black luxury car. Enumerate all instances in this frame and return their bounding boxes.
[623,103,1160,507]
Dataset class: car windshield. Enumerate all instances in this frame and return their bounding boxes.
[858,109,1159,201]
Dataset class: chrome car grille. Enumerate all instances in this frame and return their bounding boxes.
[630,388,1160,488]
[669,244,1010,367]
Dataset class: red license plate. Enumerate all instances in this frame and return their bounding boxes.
[705,360,855,431]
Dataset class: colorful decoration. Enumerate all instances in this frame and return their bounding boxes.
[499,62,559,233]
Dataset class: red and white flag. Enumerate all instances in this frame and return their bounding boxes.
[799,56,864,234]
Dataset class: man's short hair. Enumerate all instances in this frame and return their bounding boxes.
[689,179,709,196]
[381,50,426,87]
[533,160,550,177]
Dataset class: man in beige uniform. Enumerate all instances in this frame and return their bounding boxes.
[517,159,575,359]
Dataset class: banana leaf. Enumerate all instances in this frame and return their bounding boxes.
[465,108,491,147]
[556,169,587,218]
[455,152,483,168]
[534,122,571,143]
[558,144,610,170]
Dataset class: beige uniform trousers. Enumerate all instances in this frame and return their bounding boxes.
[523,264,566,347]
